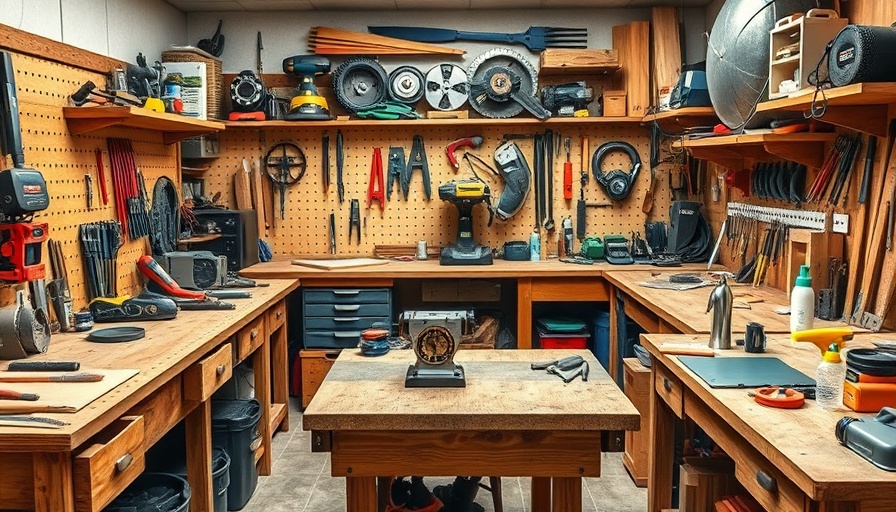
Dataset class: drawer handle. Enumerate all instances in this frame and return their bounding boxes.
[334,305,360,312]
[333,317,360,322]
[115,454,133,473]
[250,328,259,339]
[756,470,778,494]
[276,310,282,319]
[663,378,673,392]
[216,364,226,376]
[333,290,360,295]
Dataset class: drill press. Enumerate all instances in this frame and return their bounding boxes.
[439,180,493,266]
[282,55,331,120]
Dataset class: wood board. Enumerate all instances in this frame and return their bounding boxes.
[0,369,138,412]
[291,258,390,270]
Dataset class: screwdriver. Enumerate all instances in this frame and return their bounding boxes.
[563,137,572,200]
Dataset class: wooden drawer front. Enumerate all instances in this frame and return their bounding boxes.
[184,343,232,402]
[267,299,286,332]
[74,416,146,512]
[238,315,266,360]
[734,448,805,512]
[301,349,339,409]
[654,363,683,418]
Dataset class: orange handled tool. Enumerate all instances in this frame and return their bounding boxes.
[563,137,572,200]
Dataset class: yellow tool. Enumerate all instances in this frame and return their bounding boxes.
[791,327,854,354]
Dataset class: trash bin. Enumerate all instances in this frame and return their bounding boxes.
[212,399,262,511]
[104,472,191,512]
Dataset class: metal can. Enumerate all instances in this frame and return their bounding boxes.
[416,240,428,260]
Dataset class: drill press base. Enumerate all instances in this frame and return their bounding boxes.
[440,245,493,266]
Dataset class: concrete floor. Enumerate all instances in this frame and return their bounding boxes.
[241,398,648,512]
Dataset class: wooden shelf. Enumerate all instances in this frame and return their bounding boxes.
[177,233,222,246]
[641,107,719,132]
[675,132,836,168]
[63,106,225,144]
[757,82,896,137]
[223,116,644,129]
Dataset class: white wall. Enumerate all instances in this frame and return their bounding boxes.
[0,0,187,62]
[187,8,707,74]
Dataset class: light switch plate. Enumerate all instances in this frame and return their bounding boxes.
[833,213,849,234]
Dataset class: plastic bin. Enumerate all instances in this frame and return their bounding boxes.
[212,399,262,511]
[104,472,191,512]
[592,311,611,371]
[538,328,590,349]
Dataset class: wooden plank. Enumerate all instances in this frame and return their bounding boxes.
[331,430,602,477]
[552,477,584,512]
[346,477,377,512]
[185,401,214,512]
[613,21,650,117]
[539,48,619,75]
[34,452,75,512]
[0,452,34,509]
[651,7,681,105]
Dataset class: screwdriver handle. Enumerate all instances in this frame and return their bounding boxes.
[564,162,573,200]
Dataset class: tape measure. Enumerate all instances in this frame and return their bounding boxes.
[751,386,805,409]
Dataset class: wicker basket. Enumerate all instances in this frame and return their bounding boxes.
[161,48,222,120]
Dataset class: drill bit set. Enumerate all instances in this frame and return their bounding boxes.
[107,138,151,240]
[79,221,123,301]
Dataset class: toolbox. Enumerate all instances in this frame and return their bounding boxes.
[302,287,392,349]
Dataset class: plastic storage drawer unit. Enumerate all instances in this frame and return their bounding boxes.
[302,288,392,349]
[212,399,262,511]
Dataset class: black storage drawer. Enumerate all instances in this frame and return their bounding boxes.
[305,303,391,317]
[304,316,390,331]
[304,331,365,349]
[303,288,391,305]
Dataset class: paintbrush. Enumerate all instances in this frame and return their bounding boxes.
[0,373,104,383]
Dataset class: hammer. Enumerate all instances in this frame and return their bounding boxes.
[446,136,484,170]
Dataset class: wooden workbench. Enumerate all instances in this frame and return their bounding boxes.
[304,349,639,512]
[642,332,896,512]
[0,278,298,512]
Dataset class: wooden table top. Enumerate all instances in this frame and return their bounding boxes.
[605,270,850,334]
[642,332,896,501]
[0,278,299,452]
[303,349,639,432]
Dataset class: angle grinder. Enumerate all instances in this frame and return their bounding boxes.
[282,55,331,120]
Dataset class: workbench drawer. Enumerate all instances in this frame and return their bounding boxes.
[654,363,683,418]
[267,299,287,332]
[237,315,266,360]
[305,303,391,317]
[304,316,390,331]
[184,343,233,402]
[74,415,146,512]
[303,288,391,304]
[305,330,364,349]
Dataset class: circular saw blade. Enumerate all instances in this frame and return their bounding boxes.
[467,47,539,119]
[388,65,425,104]
[424,63,468,111]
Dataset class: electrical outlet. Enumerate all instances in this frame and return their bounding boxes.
[833,213,849,234]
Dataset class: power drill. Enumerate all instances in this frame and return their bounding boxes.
[438,180,493,266]
[541,82,594,117]
[282,55,332,120]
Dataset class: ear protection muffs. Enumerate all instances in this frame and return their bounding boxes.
[592,141,642,202]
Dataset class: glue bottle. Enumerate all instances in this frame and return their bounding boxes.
[790,265,815,333]
[815,343,846,410]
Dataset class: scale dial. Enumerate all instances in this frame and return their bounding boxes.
[414,325,455,365]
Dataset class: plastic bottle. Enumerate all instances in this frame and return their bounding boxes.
[529,231,540,261]
[815,343,847,410]
[790,264,815,333]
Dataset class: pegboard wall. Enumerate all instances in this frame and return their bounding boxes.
[203,122,669,258]
[0,52,179,310]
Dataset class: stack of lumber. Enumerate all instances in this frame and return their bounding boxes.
[309,27,464,55]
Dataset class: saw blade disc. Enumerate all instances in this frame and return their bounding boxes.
[388,65,425,104]
[333,58,389,113]
[424,63,468,111]
[467,47,538,119]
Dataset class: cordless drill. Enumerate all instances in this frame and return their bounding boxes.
[282,55,331,120]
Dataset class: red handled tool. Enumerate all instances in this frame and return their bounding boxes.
[751,386,805,409]
[0,389,39,401]
[446,136,483,170]
[563,136,572,200]
[137,255,206,300]
[367,147,385,210]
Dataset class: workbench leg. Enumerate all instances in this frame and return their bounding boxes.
[648,367,675,512]
[376,476,391,512]
[185,399,214,512]
[531,477,552,511]
[33,452,74,512]
[518,278,533,349]
[551,477,582,512]
[609,290,619,381]
[254,339,273,476]
[271,322,290,432]
[346,476,377,512]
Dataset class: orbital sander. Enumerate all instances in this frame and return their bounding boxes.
[282,55,331,120]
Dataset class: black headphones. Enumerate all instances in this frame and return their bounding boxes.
[592,141,642,202]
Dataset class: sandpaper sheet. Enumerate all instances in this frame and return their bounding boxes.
[677,356,815,388]
[0,368,138,412]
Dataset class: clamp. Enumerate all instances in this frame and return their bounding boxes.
[403,134,431,200]
[387,147,405,201]
[367,147,385,210]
